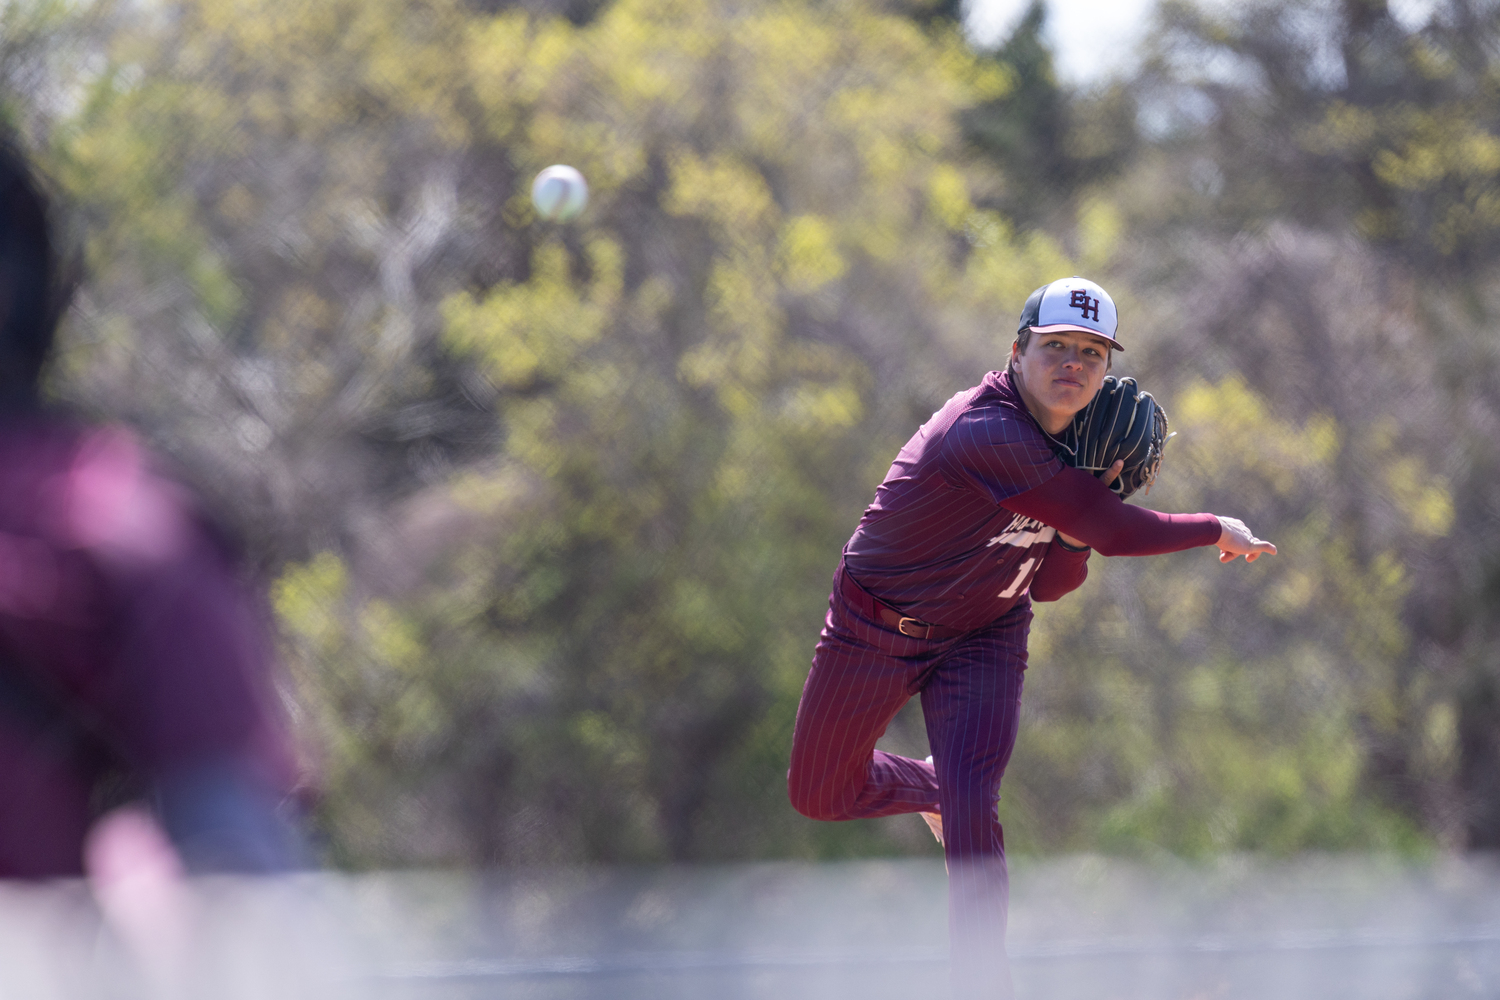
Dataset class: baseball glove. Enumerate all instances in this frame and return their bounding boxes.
[1047,376,1172,499]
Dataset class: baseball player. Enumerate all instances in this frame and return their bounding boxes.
[0,140,303,878]
[787,276,1274,999]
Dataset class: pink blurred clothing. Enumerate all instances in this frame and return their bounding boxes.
[0,418,298,878]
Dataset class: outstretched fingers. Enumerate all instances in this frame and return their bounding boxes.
[1215,516,1277,563]
[1245,539,1277,562]
[1219,542,1277,563]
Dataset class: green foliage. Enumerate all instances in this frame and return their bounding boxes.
[0,0,103,136]
[1143,0,1500,266]
[1012,376,1436,857]
[83,0,1067,865]
[961,0,1137,227]
[1117,0,1500,847]
[408,0,1045,863]
[10,0,1499,867]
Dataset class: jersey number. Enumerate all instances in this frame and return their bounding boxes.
[997,557,1036,600]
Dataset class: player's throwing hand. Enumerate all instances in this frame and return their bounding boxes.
[1215,516,1276,563]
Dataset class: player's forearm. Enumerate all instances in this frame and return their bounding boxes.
[1029,538,1090,601]
[1002,466,1220,556]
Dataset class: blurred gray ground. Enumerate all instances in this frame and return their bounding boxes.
[5,854,1500,999]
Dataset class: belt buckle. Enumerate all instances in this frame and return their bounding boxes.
[897,616,928,639]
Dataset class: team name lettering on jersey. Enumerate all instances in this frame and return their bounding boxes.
[986,513,1056,550]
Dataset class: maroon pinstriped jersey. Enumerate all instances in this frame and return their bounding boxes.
[844,370,1065,630]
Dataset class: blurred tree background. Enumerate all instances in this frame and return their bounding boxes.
[1,0,1495,866]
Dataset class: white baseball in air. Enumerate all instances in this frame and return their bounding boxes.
[531,164,589,221]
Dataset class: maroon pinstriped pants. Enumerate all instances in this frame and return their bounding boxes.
[789,565,1028,1000]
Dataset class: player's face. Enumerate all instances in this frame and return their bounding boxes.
[1011,330,1112,434]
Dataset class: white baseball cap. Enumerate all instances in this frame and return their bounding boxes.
[1016,276,1122,350]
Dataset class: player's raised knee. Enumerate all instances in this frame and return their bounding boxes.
[787,773,854,821]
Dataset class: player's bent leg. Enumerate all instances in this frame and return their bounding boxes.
[787,585,941,822]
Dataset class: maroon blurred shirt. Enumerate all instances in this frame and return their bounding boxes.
[0,418,296,877]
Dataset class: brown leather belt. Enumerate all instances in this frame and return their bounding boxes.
[838,565,968,641]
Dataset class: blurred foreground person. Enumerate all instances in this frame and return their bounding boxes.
[0,139,303,880]
[788,277,1276,999]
